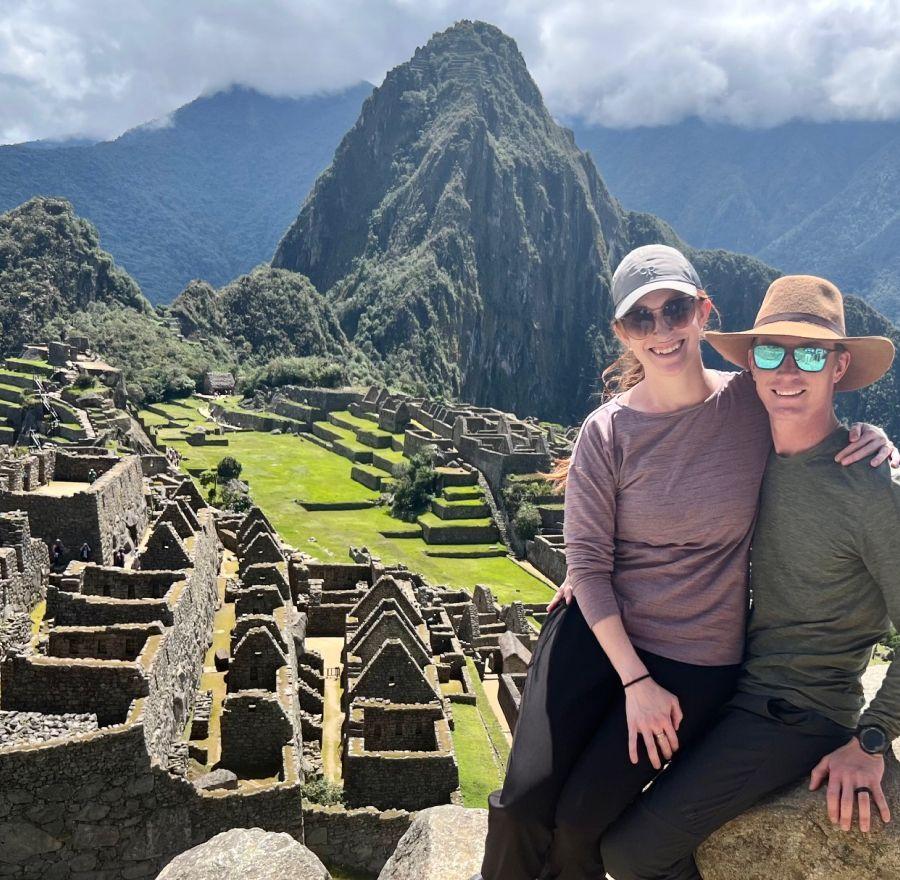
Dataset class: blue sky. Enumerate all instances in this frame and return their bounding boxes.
[2,0,899,143]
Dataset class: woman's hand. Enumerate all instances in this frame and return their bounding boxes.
[625,677,684,770]
[835,423,899,468]
[547,580,574,612]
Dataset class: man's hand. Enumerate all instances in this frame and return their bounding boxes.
[809,738,891,832]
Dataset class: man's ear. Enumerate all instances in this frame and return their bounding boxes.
[833,349,851,385]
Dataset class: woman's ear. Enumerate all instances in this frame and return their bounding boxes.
[612,321,630,349]
[697,295,713,328]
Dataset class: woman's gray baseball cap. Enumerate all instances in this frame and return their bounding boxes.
[612,245,703,319]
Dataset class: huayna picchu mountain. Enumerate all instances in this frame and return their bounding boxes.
[274,20,631,423]
[273,20,899,429]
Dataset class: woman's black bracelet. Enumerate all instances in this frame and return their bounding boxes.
[623,673,651,689]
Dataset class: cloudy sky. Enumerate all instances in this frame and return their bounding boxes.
[2,0,899,143]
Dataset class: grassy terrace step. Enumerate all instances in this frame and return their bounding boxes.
[0,400,21,419]
[0,384,25,403]
[423,547,507,558]
[431,497,491,520]
[327,409,378,431]
[441,486,484,501]
[379,525,423,538]
[417,512,499,545]
[351,464,385,491]
[371,447,406,475]
[0,369,37,389]
[4,358,55,377]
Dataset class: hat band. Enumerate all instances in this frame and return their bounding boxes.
[755,311,844,335]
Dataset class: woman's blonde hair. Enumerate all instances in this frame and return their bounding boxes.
[548,291,716,491]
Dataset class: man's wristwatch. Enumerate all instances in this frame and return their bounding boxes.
[855,724,890,755]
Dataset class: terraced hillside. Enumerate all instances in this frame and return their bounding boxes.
[139,396,553,605]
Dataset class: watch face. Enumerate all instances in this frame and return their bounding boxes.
[860,726,887,754]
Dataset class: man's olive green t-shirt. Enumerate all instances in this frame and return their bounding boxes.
[737,427,900,738]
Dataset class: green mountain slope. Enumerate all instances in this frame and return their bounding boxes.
[0,197,148,358]
[571,119,900,322]
[0,83,372,303]
[274,20,630,423]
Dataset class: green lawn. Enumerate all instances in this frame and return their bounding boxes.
[142,399,553,601]
[453,703,506,807]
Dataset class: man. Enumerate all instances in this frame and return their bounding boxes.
[602,275,899,879]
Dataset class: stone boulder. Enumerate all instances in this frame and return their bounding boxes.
[698,751,900,879]
[377,805,486,880]
[155,828,330,880]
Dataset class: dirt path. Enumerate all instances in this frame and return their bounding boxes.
[306,636,345,782]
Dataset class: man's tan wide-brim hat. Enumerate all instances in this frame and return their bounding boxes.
[705,275,895,392]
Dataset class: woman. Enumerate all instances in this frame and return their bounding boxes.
[478,245,895,880]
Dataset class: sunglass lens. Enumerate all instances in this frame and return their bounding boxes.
[794,347,829,372]
[752,344,786,370]
[622,309,655,338]
[662,297,696,328]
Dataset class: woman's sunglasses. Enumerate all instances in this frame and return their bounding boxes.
[618,296,698,340]
[751,343,839,373]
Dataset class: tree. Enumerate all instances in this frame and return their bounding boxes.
[216,456,242,482]
[390,447,438,522]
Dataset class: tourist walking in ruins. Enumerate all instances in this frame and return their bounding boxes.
[477,246,897,880]
[602,275,898,879]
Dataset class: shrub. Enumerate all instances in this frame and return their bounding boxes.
[216,456,242,482]
[513,502,542,541]
[73,373,95,390]
[301,777,344,806]
[390,447,438,522]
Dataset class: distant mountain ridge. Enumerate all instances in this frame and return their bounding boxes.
[272,20,900,429]
[0,83,372,302]
[571,118,900,321]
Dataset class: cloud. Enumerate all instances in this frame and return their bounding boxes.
[1,0,899,142]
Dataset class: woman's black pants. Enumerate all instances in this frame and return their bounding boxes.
[480,599,740,880]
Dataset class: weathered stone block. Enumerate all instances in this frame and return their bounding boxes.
[155,828,330,879]
[377,805,486,880]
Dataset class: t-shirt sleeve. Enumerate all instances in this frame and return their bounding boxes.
[858,468,900,740]
[563,410,619,629]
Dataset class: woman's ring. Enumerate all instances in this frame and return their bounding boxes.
[654,732,667,740]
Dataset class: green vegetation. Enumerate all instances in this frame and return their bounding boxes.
[512,502,542,541]
[390,448,438,521]
[242,355,345,394]
[0,197,148,361]
[147,399,552,602]
[216,455,242,482]
[300,776,345,806]
[452,659,512,807]
[44,301,226,404]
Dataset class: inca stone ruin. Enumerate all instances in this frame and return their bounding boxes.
[2,344,896,878]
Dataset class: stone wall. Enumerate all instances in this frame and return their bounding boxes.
[0,455,147,566]
[303,805,411,877]
[141,511,220,764]
[0,713,304,880]
[525,534,566,586]
[219,691,294,779]
[80,567,181,599]
[0,653,149,725]
[0,510,48,613]
[47,587,174,627]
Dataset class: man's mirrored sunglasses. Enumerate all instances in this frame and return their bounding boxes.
[751,343,841,373]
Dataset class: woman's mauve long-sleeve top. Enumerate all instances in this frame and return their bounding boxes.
[564,371,772,665]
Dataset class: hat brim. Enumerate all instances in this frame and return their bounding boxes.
[614,280,699,320]
[705,322,896,392]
